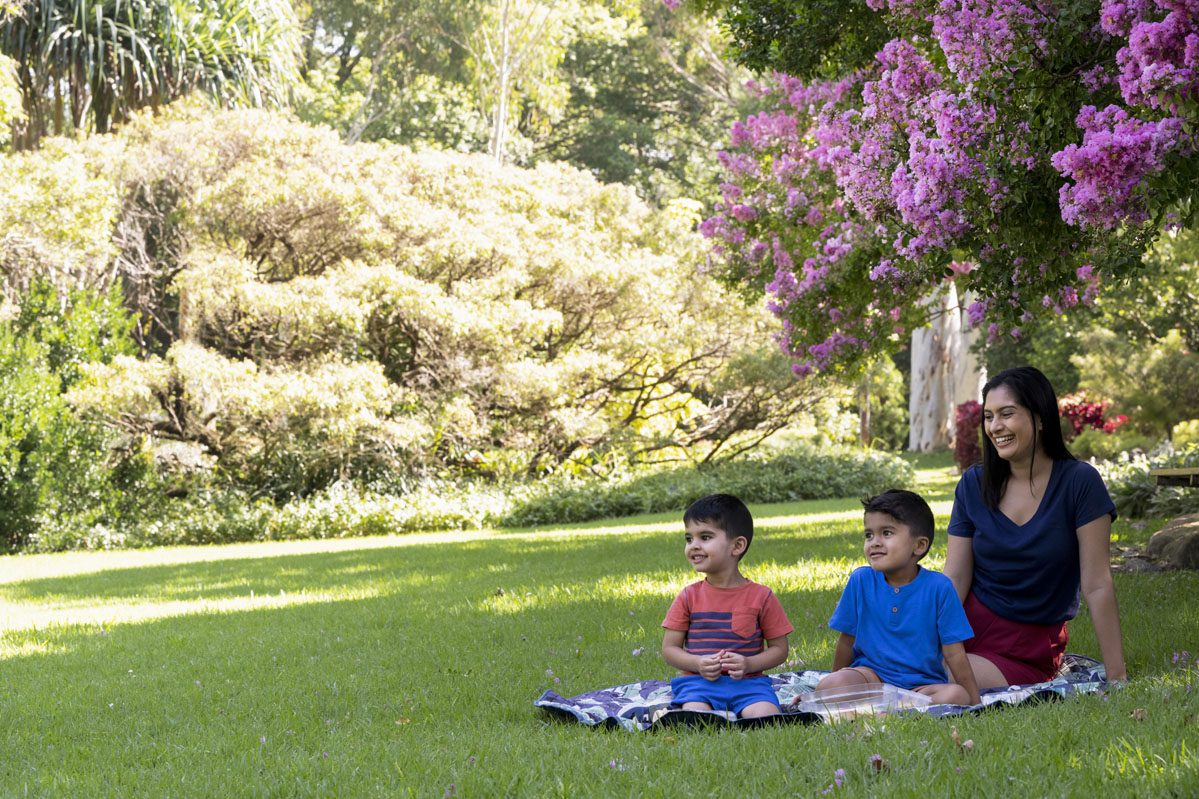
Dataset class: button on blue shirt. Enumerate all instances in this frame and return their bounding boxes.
[828,566,973,689]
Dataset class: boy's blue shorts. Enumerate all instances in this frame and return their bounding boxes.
[669,675,781,714]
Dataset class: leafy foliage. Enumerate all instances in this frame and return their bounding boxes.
[0,0,301,148]
[851,354,906,450]
[0,281,148,552]
[297,0,756,201]
[953,400,981,472]
[1070,428,1155,463]
[1059,392,1127,439]
[1102,444,1199,519]
[17,443,913,551]
[706,0,893,78]
[1073,329,1199,439]
[0,51,20,140]
[0,103,832,500]
[503,444,914,526]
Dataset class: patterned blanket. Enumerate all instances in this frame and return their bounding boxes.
[535,654,1110,731]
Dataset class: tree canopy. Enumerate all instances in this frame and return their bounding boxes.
[693,0,1198,375]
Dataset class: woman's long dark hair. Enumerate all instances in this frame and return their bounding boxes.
[979,366,1074,509]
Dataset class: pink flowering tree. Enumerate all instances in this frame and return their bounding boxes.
[690,0,1198,375]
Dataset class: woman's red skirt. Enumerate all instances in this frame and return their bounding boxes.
[962,591,1069,685]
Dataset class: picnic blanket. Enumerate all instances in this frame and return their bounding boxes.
[535,654,1111,731]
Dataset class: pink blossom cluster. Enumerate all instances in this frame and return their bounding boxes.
[1101,0,1198,110]
[1053,0,1199,228]
[931,0,1055,84]
[815,40,1004,260]
[1052,105,1186,228]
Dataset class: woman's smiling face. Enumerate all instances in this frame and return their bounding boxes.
[983,384,1042,463]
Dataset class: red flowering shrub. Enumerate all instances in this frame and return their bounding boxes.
[1103,415,1129,434]
[954,400,983,471]
[1059,392,1127,439]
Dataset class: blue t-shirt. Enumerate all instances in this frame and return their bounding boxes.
[828,566,973,689]
[947,459,1116,625]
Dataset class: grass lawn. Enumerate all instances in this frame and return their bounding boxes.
[2,460,1197,797]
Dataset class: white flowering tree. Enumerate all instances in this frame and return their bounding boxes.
[0,103,829,494]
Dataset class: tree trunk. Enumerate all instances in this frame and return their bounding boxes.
[951,289,986,410]
[859,381,871,447]
[488,0,512,163]
[908,281,984,451]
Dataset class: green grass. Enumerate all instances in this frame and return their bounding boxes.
[1,493,1197,798]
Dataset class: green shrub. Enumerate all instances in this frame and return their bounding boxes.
[22,480,519,552]
[19,445,913,551]
[0,329,59,550]
[1070,428,1158,462]
[1173,419,1199,448]
[501,445,915,527]
[1103,445,1199,519]
[0,283,162,552]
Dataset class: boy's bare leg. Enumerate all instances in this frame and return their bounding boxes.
[680,701,714,711]
[914,682,972,705]
[738,701,780,718]
[815,665,880,692]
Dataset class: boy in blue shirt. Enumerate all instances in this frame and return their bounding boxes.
[813,489,980,706]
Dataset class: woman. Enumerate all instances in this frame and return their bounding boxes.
[944,366,1127,688]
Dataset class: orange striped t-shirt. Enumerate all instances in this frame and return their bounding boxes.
[662,579,793,678]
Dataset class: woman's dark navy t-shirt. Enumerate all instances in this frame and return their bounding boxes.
[947,459,1116,626]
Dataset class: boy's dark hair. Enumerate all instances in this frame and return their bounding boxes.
[980,366,1074,510]
[862,489,934,559]
[683,494,754,558]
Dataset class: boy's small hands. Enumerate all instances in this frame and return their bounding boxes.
[719,651,748,679]
[698,652,724,681]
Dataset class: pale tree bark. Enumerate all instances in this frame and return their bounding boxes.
[952,289,986,409]
[453,0,558,164]
[907,281,984,452]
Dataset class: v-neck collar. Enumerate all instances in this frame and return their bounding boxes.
[998,458,1059,528]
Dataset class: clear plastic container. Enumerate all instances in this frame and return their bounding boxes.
[796,683,931,721]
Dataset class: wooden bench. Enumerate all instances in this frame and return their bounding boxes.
[1150,467,1199,487]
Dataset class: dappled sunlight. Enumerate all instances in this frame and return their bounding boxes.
[482,572,683,616]
[754,508,861,530]
[0,560,461,636]
[751,560,857,594]
[0,531,487,585]
[0,587,377,638]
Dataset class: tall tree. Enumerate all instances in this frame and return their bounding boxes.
[531,1,756,203]
[1,0,301,149]
[296,0,471,145]
[443,0,575,163]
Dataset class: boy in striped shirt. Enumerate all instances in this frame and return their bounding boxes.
[661,494,793,718]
